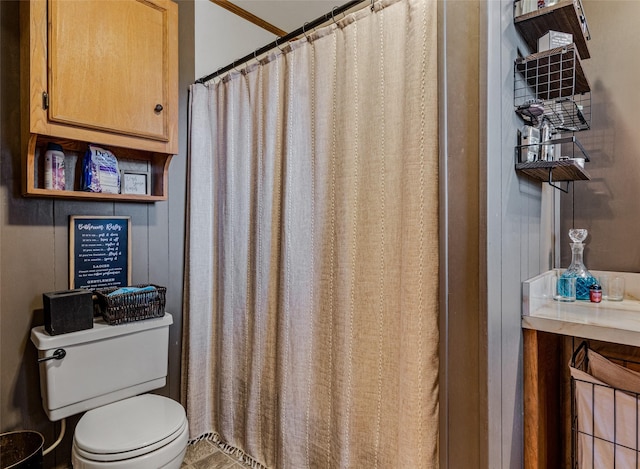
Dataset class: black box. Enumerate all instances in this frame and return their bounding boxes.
[43,289,94,335]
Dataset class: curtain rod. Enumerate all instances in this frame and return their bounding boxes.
[195,0,369,84]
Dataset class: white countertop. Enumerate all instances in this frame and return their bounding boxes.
[522,270,640,346]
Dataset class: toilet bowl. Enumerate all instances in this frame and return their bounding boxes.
[31,313,188,468]
[71,394,188,469]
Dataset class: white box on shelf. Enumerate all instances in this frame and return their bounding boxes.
[538,30,573,52]
[520,125,540,162]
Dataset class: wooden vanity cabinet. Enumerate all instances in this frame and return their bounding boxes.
[20,0,178,202]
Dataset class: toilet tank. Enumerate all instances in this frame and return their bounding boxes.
[31,313,173,421]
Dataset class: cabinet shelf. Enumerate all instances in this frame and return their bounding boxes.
[23,135,171,202]
[514,0,591,59]
[23,188,168,203]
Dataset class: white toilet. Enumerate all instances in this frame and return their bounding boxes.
[31,313,188,468]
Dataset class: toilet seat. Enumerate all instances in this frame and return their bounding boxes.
[73,394,187,463]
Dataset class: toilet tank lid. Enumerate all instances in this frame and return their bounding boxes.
[31,313,172,350]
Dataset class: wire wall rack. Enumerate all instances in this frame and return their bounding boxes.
[514,44,591,132]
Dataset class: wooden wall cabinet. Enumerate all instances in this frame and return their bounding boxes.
[20,0,178,202]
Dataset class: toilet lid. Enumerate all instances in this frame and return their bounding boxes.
[74,394,186,456]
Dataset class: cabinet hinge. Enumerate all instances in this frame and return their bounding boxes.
[42,92,49,110]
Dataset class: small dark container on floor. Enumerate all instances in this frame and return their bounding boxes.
[0,430,44,468]
[43,289,93,335]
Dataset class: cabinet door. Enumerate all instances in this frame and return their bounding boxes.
[48,0,174,142]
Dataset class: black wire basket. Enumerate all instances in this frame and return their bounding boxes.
[571,342,640,469]
[94,284,166,325]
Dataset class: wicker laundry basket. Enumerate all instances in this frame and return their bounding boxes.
[570,342,640,469]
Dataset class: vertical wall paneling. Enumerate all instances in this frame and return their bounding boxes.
[484,1,550,468]
[498,1,536,463]
[1,0,56,445]
[481,0,499,466]
[484,1,505,467]
[114,204,150,284]
[52,201,116,291]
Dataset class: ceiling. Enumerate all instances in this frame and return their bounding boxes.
[233,1,348,35]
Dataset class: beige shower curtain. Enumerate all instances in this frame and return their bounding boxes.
[184,0,438,467]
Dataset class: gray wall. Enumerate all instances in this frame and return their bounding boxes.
[0,1,192,467]
[560,1,640,273]
[482,1,554,467]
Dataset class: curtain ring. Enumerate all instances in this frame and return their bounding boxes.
[331,6,339,24]
[253,48,260,64]
[302,22,310,41]
[370,0,375,11]
[275,37,285,53]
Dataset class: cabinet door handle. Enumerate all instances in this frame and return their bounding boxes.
[154,104,164,113]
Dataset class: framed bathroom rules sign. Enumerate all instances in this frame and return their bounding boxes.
[69,216,131,289]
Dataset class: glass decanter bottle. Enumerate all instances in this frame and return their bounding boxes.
[560,228,597,300]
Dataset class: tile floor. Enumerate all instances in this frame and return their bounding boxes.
[181,438,252,469]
